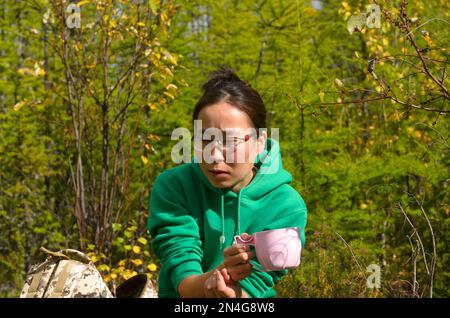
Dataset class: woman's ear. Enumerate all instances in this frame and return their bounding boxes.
[256,129,267,154]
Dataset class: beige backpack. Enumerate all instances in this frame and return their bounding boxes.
[20,247,157,298]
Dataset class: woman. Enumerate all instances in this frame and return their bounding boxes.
[147,68,308,298]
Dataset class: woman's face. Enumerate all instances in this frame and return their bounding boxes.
[196,101,266,193]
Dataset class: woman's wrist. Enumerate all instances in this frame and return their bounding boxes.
[178,264,227,297]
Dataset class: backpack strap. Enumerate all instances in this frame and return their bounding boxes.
[25,269,45,298]
[25,259,62,298]
[48,261,77,298]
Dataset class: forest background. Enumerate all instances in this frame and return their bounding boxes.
[0,0,448,297]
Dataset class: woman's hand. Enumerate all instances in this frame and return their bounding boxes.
[204,268,242,298]
[222,233,254,281]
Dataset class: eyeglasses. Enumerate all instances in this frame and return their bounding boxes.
[193,134,254,153]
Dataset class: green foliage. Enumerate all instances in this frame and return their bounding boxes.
[0,0,448,297]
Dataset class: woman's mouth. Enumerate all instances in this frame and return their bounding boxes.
[209,169,229,179]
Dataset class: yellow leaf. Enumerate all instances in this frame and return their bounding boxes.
[115,266,125,273]
[78,0,90,6]
[138,237,148,245]
[110,273,117,280]
[423,34,433,46]
[163,91,175,100]
[73,42,83,52]
[97,264,110,272]
[341,1,351,11]
[148,103,158,111]
[141,155,148,165]
[165,53,177,65]
[132,245,141,254]
[318,92,325,103]
[18,67,33,76]
[131,259,143,266]
[148,134,160,141]
[334,78,344,87]
[147,263,157,272]
[13,99,28,111]
[166,83,178,91]
[35,66,45,77]
[160,13,168,24]
[149,0,159,15]
[122,270,138,281]
[118,259,126,266]
[164,67,174,78]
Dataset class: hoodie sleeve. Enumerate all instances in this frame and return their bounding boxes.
[240,197,308,298]
[147,171,204,294]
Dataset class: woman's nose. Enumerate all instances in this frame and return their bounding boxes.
[210,143,225,163]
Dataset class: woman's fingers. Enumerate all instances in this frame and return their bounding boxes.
[204,275,214,297]
[223,251,254,267]
[228,262,252,274]
[223,244,249,257]
[240,232,251,240]
[215,271,226,293]
[220,268,230,282]
[220,233,254,286]
[216,270,237,298]
[228,262,252,281]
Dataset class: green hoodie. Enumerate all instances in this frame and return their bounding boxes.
[147,138,308,298]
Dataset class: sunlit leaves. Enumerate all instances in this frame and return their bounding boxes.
[13,100,28,111]
[334,78,344,88]
[137,237,148,245]
[141,155,149,165]
[132,245,141,254]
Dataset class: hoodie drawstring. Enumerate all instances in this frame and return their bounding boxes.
[219,166,258,248]
[237,190,242,235]
[220,193,226,248]
[219,189,244,249]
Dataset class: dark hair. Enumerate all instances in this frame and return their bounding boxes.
[193,67,266,135]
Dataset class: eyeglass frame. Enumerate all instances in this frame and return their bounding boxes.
[192,129,257,154]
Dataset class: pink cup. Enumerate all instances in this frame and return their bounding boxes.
[234,227,302,272]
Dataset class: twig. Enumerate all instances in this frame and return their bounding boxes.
[397,203,430,275]
[334,231,365,275]
[408,193,437,298]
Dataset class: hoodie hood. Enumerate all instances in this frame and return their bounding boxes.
[192,138,292,248]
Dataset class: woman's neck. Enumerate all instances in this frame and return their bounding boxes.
[230,166,257,193]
